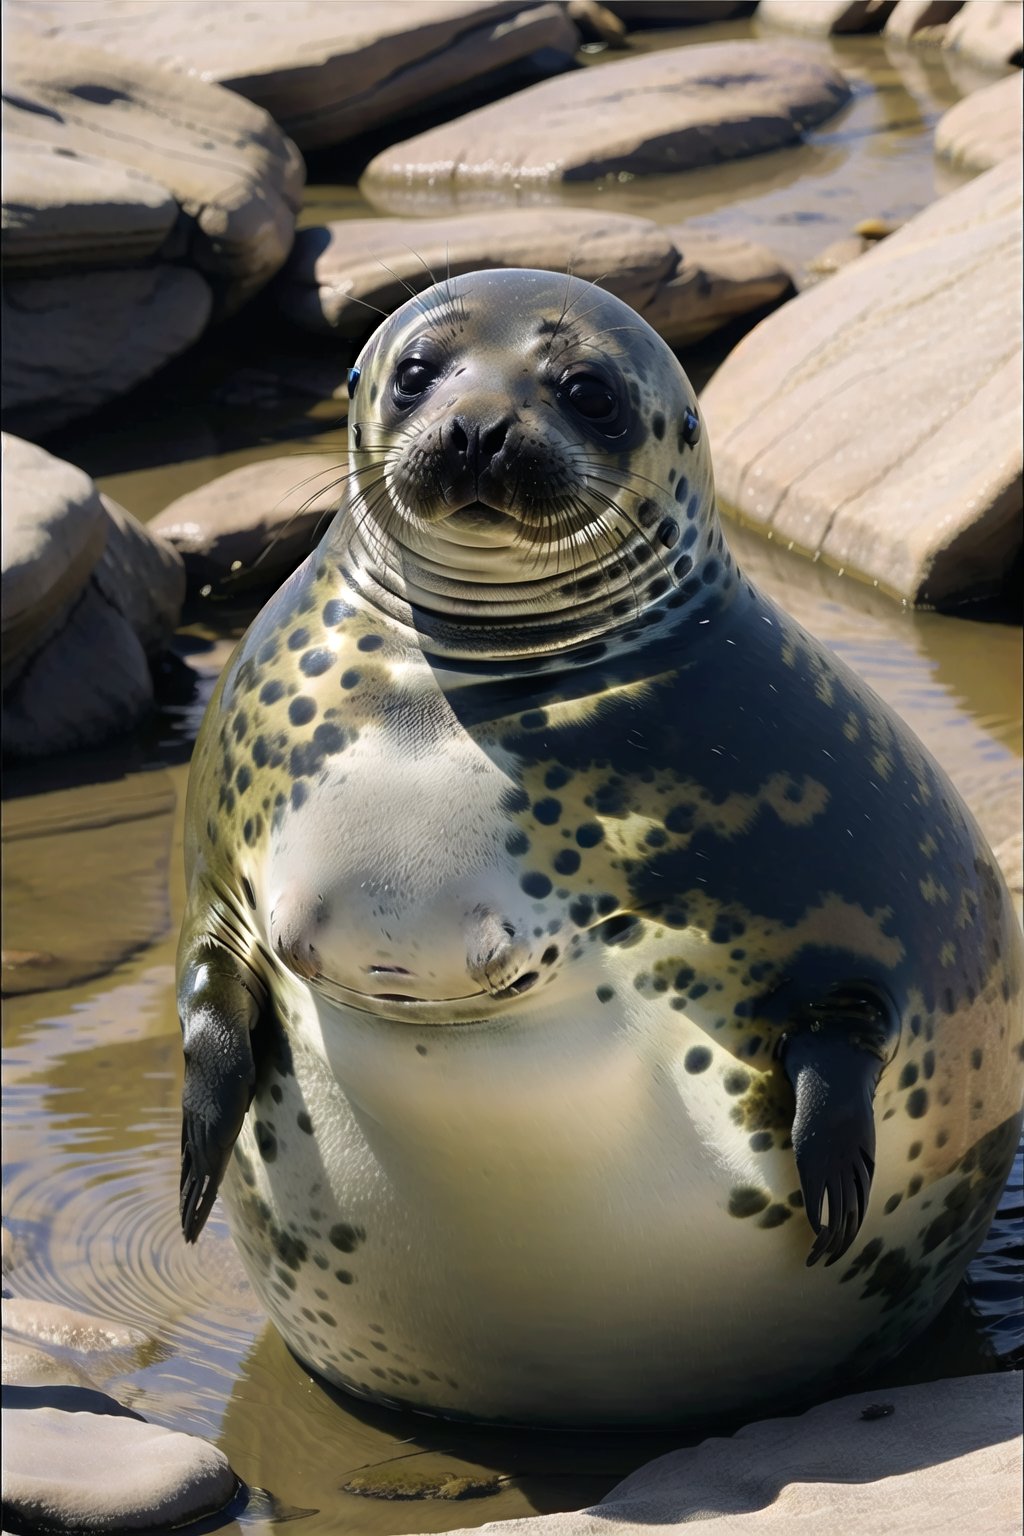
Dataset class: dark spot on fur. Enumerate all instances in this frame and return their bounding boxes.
[521,871,552,899]
[300,648,333,677]
[553,848,581,876]
[906,1088,929,1119]
[358,634,383,652]
[684,1046,712,1074]
[533,797,561,825]
[329,1223,366,1253]
[729,1187,770,1218]
[289,696,317,727]
[255,1122,277,1162]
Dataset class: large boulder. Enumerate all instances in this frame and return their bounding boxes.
[276,210,791,348]
[424,1374,1022,1536]
[2,30,303,434]
[7,0,580,153]
[361,41,851,201]
[698,155,1023,607]
[758,0,896,33]
[935,70,1024,172]
[1,436,186,760]
[883,1,966,43]
[942,0,1024,67]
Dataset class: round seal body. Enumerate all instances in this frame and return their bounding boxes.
[178,269,1023,1428]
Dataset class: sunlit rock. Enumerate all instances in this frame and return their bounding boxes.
[935,70,1024,172]
[361,41,851,195]
[699,156,1023,607]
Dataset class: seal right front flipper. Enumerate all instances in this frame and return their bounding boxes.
[178,920,266,1243]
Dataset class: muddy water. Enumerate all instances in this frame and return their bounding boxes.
[3,22,1022,1536]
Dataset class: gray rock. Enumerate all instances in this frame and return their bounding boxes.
[424,1374,1022,1536]
[8,0,579,153]
[943,0,1024,66]
[95,495,185,656]
[3,31,303,311]
[277,211,790,350]
[883,0,966,43]
[605,1,751,19]
[2,1402,237,1532]
[361,41,851,197]
[1,434,108,688]
[2,265,213,439]
[699,155,1023,607]
[3,1299,147,1355]
[935,70,1024,172]
[758,0,896,33]
[1,438,185,761]
[150,455,345,592]
[2,136,178,270]
[567,0,628,46]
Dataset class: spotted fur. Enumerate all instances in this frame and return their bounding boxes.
[179,271,1023,1427]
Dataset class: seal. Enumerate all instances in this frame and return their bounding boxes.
[177,269,1023,1427]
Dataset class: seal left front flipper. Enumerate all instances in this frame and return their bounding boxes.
[778,985,898,1268]
[178,938,266,1243]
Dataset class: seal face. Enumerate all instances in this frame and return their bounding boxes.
[177,269,1024,1428]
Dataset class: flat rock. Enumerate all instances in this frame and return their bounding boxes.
[2,136,178,269]
[361,41,851,196]
[8,0,579,153]
[2,1401,237,1533]
[425,1374,1022,1536]
[150,455,346,593]
[757,0,896,33]
[1,434,109,688]
[3,30,303,309]
[943,0,1024,66]
[277,211,790,350]
[604,2,751,19]
[935,71,1024,171]
[1,265,212,438]
[884,1,966,43]
[699,155,1023,607]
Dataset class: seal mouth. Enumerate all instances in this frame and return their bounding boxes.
[441,502,516,534]
[309,973,531,1024]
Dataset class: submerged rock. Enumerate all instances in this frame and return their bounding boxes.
[277,210,791,349]
[1,436,185,760]
[7,0,580,152]
[935,71,1024,172]
[699,155,1023,607]
[425,1374,1022,1536]
[150,455,346,594]
[361,41,851,197]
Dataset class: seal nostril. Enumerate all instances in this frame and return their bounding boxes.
[481,418,511,464]
[451,420,469,457]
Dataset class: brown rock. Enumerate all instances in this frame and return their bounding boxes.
[883,0,966,43]
[276,210,791,349]
[361,41,851,196]
[3,30,303,309]
[935,71,1024,172]
[1,434,108,688]
[8,0,579,153]
[699,156,1023,607]
[605,2,751,20]
[95,496,185,656]
[758,0,896,33]
[2,1404,237,1533]
[943,0,1023,66]
[1,265,212,438]
[150,455,346,592]
[2,137,177,270]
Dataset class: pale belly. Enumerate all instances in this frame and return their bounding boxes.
[216,968,1004,1426]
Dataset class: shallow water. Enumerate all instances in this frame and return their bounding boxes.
[3,21,1022,1536]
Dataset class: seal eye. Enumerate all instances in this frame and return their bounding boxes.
[681,407,701,448]
[563,374,619,425]
[347,366,360,396]
[394,357,440,402]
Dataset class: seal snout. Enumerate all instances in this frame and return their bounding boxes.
[443,410,514,508]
